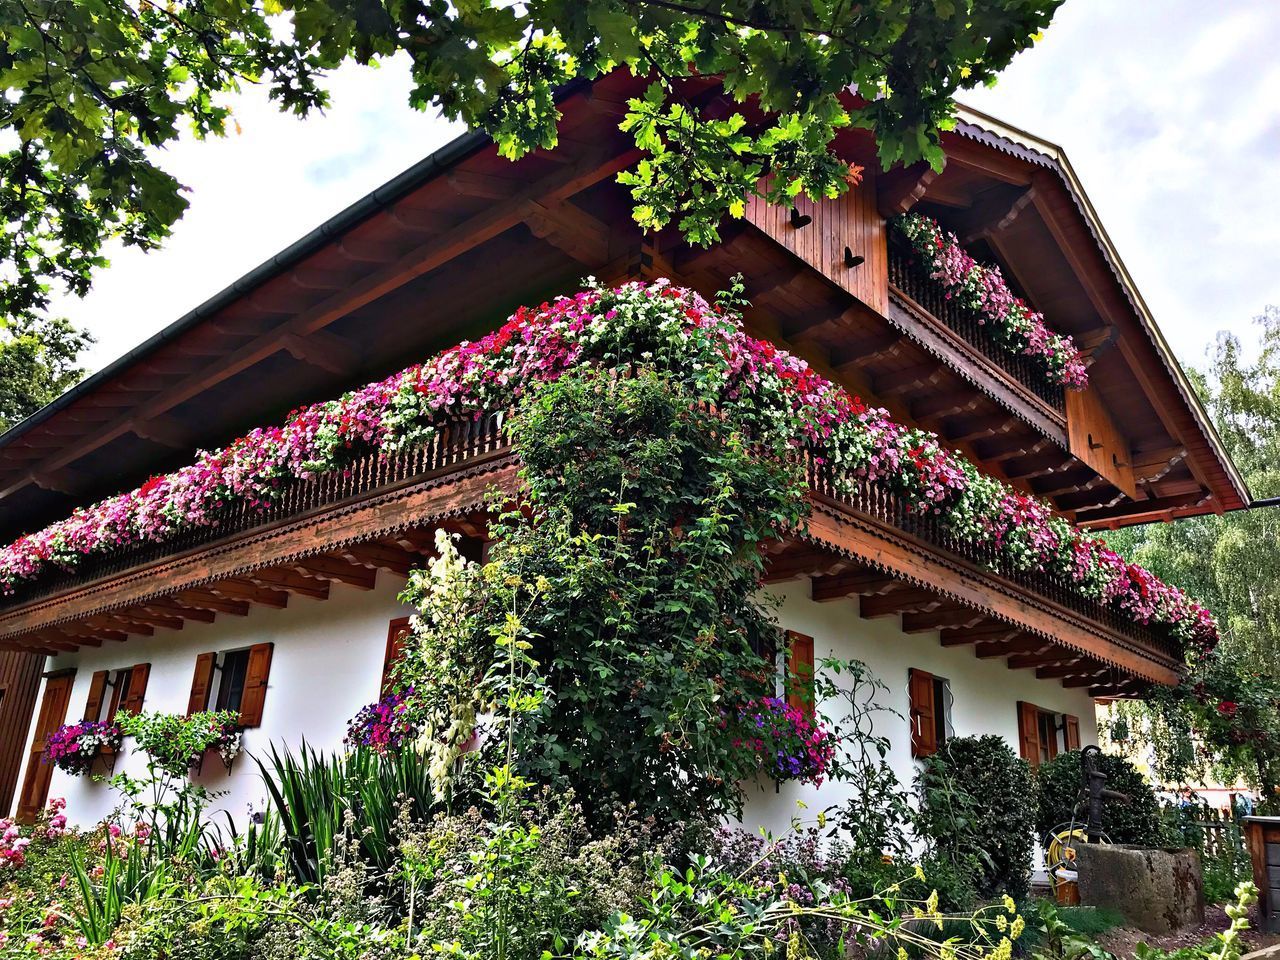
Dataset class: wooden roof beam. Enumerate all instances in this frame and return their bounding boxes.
[877,162,939,218]
[173,589,251,617]
[763,547,850,583]
[1077,491,1208,524]
[522,199,613,268]
[829,329,904,370]
[340,542,417,577]
[293,555,377,590]
[116,610,185,631]
[210,579,290,609]
[977,635,1050,659]
[247,568,331,600]
[811,569,901,602]
[859,587,942,618]
[145,598,216,623]
[901,606,985,634]
[0,139,641,501]
[282,331,360,377]
[129,415,200,450]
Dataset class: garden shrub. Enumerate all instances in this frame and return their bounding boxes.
[1033,749,1165,846]
[916,735,1037,901]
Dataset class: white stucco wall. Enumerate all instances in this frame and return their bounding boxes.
[18,573,412,826]
[737,580,1098,837]
[14,573,1095,833]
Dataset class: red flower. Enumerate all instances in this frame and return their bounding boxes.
[1217,701,1239,717]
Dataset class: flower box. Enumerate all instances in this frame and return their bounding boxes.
[45,721,123,777]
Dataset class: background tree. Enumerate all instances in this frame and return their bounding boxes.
[0,0,1061,326]
[1109,306,1280,798]
[0,316,92,431]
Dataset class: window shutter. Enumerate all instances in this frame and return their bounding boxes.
[237,642,274,727]
[1064,714,1081,751]
[381,617,412,695]
[187,653,217,717]
[909,668,938,758]
[1017,701,1042,766]
[785,631,815,717]
[119,663,150,717]
[83,670,109,722]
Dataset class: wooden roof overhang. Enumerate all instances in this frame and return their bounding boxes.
[0,420,1177,697]
[0,72,1243,548]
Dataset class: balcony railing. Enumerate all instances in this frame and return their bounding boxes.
[804,454,1182,665]
[888,238,1067,414]
[0,413,510,611]
[1,410,1179,669]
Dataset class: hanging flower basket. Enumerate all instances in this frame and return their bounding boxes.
[733,698,836,786]
[346,689,420,755]
[45,721,123,777]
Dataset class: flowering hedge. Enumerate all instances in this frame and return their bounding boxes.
[0,280,1216,656]
[44,721,121,776]
[894,213,1089,389]
[734,698,836,784]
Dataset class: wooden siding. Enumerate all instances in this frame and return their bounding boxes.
[0,650,44,812]
[745,171,888,316]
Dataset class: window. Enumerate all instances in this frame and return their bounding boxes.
[382,617,412,695]
[214,649,251,713]
[84,664,150,723]
[1017,702,1081,767]
[909,668,952,758]
[188,644,273,727]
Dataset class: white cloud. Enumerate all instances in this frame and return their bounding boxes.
[961,0,1280,370]
[53,2,1280,377]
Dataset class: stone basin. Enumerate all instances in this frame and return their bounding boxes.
[1076,844,1204,934]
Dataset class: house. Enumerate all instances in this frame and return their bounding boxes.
[0,73,1244,832]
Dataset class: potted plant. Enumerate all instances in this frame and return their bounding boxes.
[44,721,123,777]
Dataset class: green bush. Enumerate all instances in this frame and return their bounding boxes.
[1033,750,1165,846]
[916,735,1037,901]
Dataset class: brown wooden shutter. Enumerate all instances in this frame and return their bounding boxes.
[1017,701,1042,767]
[1064,714,1081,752]
[16,671,75,823]
[237,642,274,727]
[909,668,938,758]
[186,653,217,717]
[118,663,150,717]
[381,617,412,695]
[82,670,108,722]
[785,631,815,717]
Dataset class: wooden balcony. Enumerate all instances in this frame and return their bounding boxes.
[0,415,1182,696]
[887,238,1066,416]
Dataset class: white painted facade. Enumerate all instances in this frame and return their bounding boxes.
[12,571,1095,832]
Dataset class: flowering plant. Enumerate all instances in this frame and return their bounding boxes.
[44,721,122,776]
[0,280,1216,659]
[734,697,836,785]
[346,689,420,754]
[116,709,241,775]
[894,213,1089,389]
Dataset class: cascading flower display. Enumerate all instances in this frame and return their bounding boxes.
[0,279,1216,657]
[734,698,836,785]
[346,689,420,754]
[894,213,1089,389]
[44,721,122,776]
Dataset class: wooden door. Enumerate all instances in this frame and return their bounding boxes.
[15,671,75,823]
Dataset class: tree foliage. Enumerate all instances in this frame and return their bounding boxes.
[0,0,1060,322]
[0,315,91,430]
[1110,307,1280,798]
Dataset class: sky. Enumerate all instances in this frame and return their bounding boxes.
[49,0,1280,379]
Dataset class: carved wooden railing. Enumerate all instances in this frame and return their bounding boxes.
[0,413,510,610]
[888,239,1067,414]
[0,408,1180,668]
[804,455,1183,666]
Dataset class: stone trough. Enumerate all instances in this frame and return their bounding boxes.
[1076,844,1204,935]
